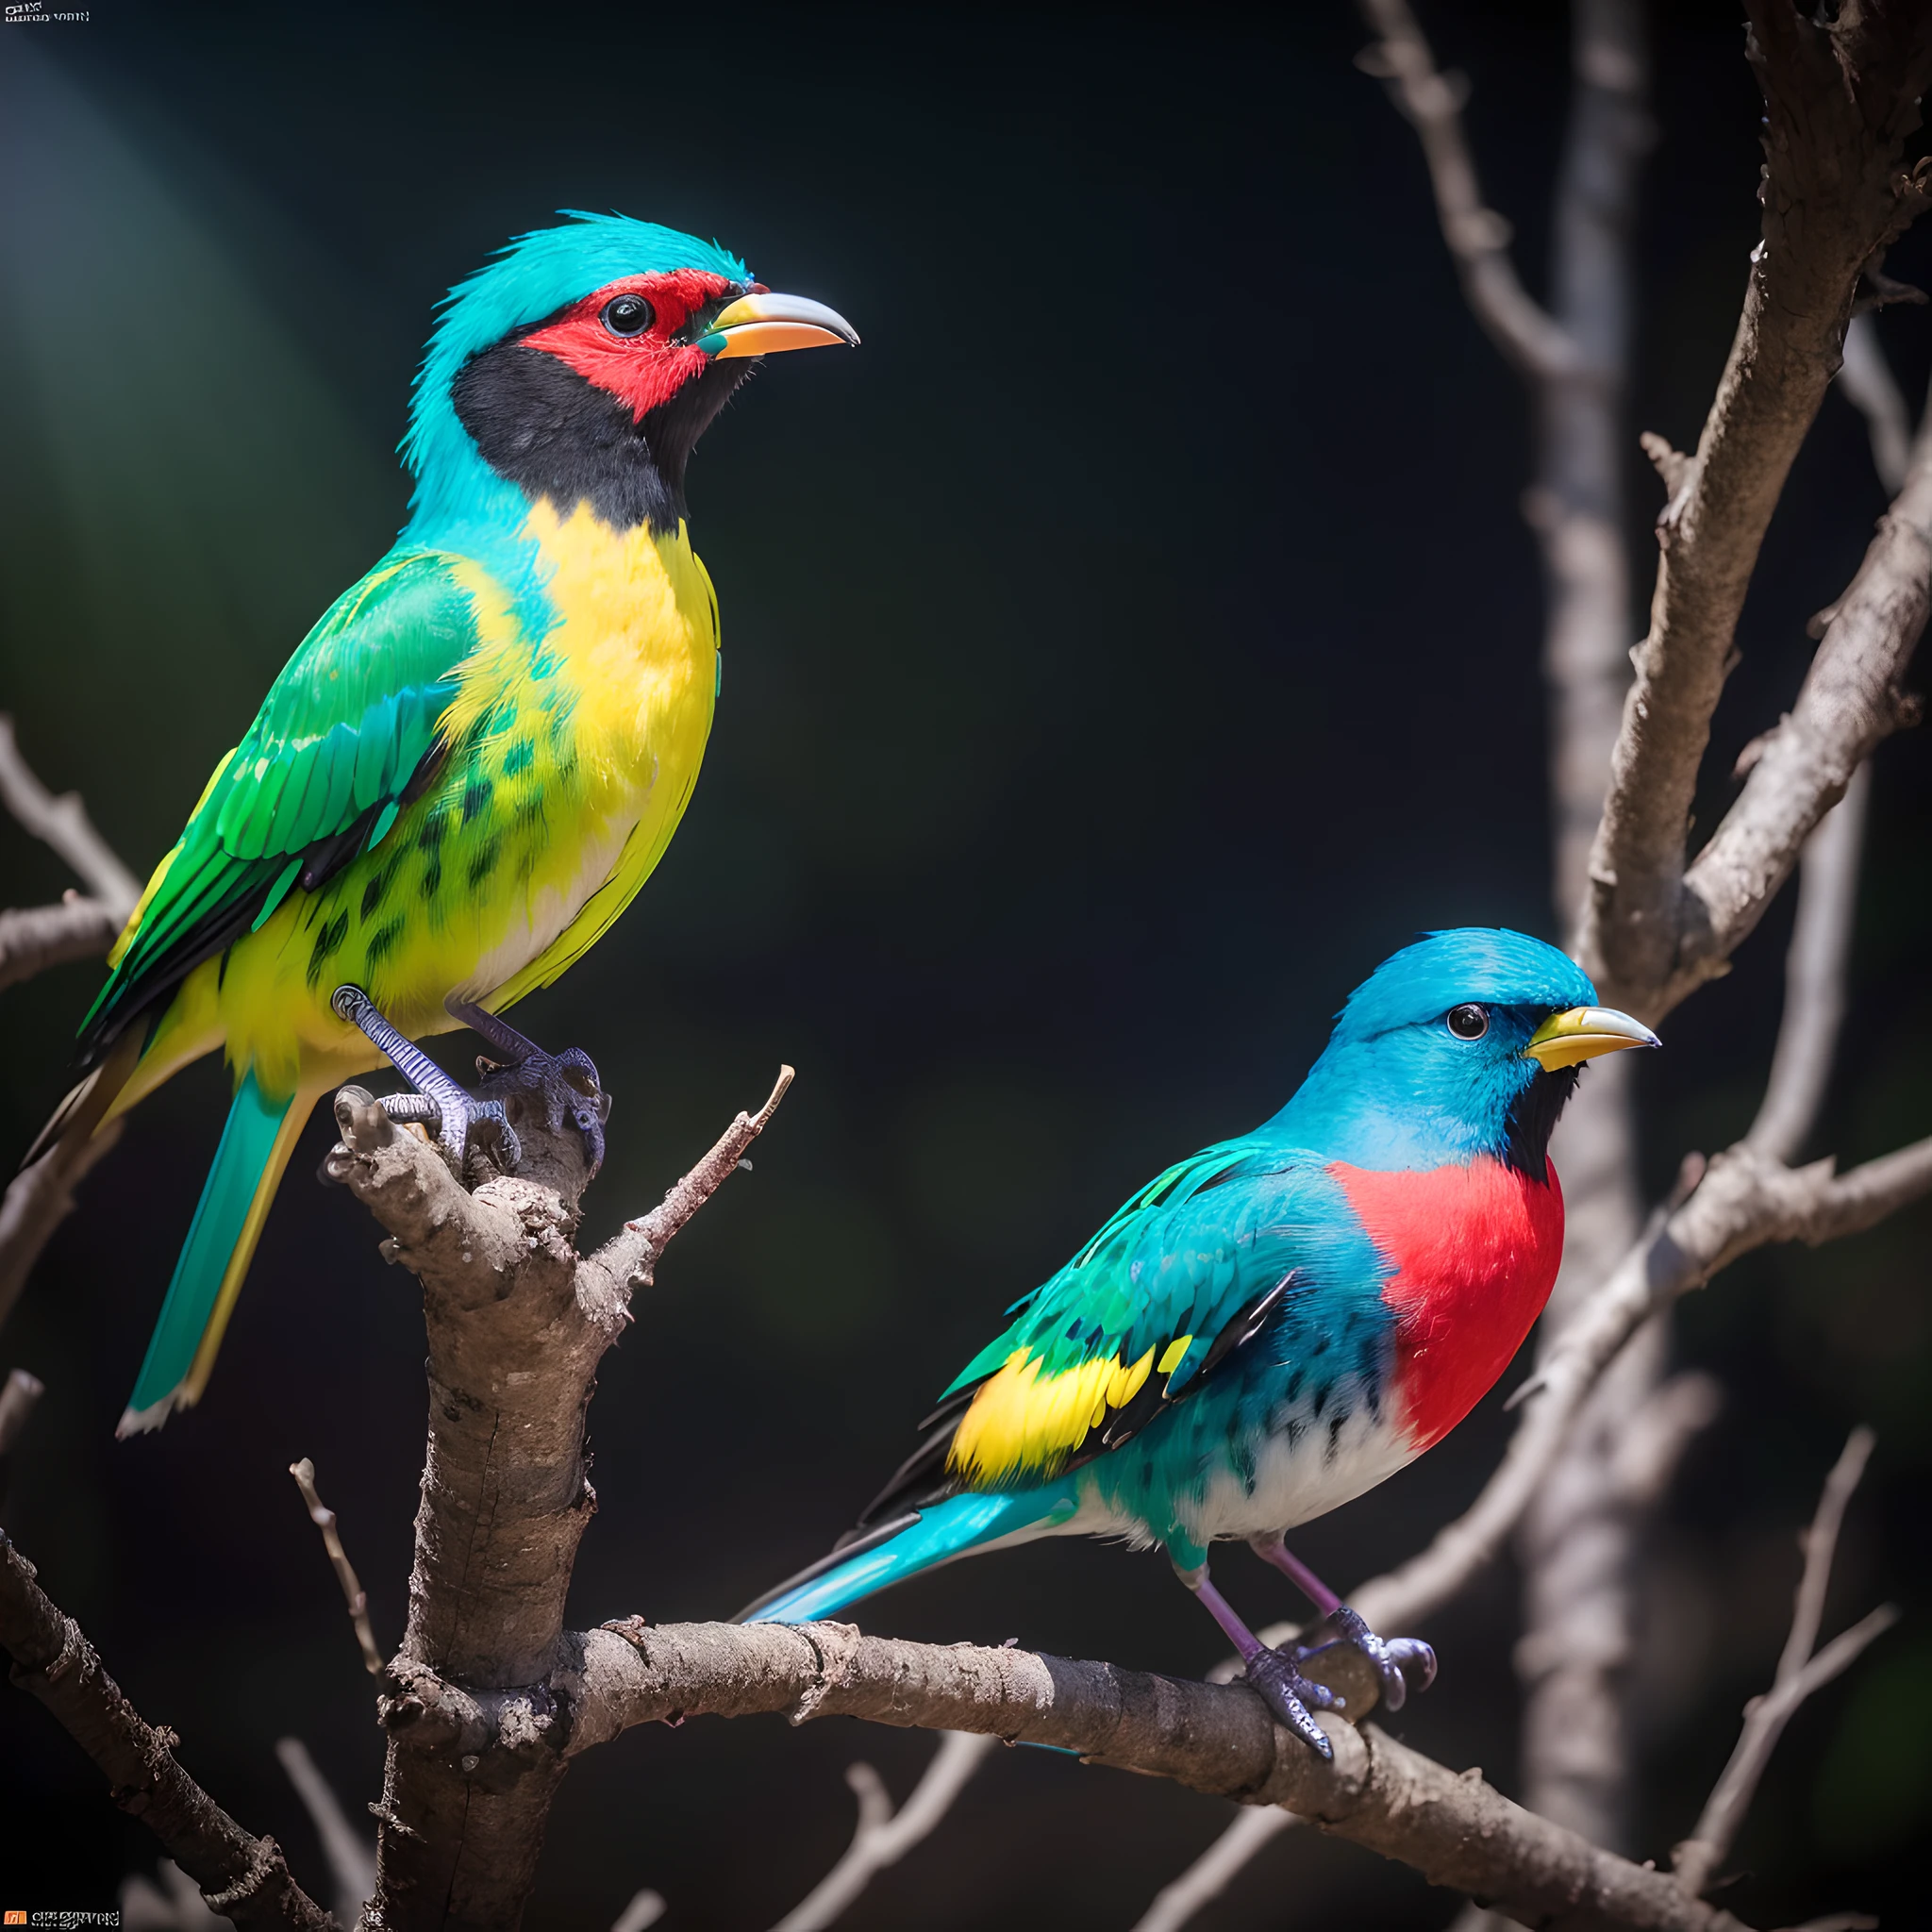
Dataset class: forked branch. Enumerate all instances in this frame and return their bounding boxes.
[1672,1430,1897,1899]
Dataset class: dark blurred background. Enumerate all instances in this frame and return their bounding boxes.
[1,4,1927,1926]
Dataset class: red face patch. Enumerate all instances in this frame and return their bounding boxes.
[521,270,748,421]
[1329,1157,1565,1452]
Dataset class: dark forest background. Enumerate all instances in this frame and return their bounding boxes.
[1,4,1928,1927]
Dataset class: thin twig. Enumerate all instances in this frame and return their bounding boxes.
[275,1739,376,1925]
[0,1368,45,1458]
[1355,0,1581,378]
[1839,313,1914,494]
[1673,1429,1895,1897]
[1127,1806,1298,1932]
[289,1458,383,1675]
[766,1732,996,1932]
[609,1892,665,1932]
[1748,765,1871,1164]
[0,715,142,914]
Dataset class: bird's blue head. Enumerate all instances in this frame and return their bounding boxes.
[1274,928,1657,1175]
[403,211,858,553]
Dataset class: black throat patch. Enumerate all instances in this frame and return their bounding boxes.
[450,342,754,534]
[1503,1063,1582,1182]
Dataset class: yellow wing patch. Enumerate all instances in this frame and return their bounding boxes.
[948,1344,1158,1486]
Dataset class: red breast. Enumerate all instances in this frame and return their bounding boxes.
[1328,1157,1565,1451]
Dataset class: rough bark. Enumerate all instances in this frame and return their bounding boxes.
[324,1078,787,1932]
[379,1618,1754,1932]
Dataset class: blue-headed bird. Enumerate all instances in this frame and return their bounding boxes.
[45,213,858,1435]
[739,929,1657,1754]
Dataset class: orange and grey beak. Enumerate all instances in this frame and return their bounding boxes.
[1523,1006,1660,1072]
[698,291,859,359]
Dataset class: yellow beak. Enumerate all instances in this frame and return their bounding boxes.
[1523,1005,1660,1072]
[699,291,860,359]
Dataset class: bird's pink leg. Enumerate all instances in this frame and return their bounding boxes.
[1249,1534,1437,1712]
[1249,1534,1341,1616]
[1174,1559,1337,1758]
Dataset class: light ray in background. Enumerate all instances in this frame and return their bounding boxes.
[0,39,392,855]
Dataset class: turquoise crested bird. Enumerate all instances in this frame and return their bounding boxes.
[48,212,858,1435]
[740,929,1657,1754]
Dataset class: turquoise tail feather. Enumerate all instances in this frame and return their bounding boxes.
[740,1488,1076,1625]
[119,1070,297,1436]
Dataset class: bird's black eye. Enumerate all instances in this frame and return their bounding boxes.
[601,293,655,338]
[1446,1004,1489,1041]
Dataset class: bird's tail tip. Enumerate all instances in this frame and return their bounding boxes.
[737,1489,1076,1626]
[114,1391,184,1439]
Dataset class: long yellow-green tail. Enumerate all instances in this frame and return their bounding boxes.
[117,1072,315,1437]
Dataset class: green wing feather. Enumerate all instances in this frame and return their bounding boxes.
[79,551,482,1062]
[944,1141,1276,1398]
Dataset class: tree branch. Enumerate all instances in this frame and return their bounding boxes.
[1744,765,1870,1164]
[0,1118,123,1336]
[1664,440,1930,1016]
[0,895,125,993]
[1579,2,1932,1011]
[275,1739,377,1927]
[373,1616,1753,1932]
[1355,0,1582,379]
[321,1073,791,1931]
[289,1457,383,1677]
[1838,312,1914,493]
[1672,1429,1896,1898]
[1127,1806,1298,1932]
[765,1731,996,1932]
[0,714,141,916]
[0,1530,336,1930]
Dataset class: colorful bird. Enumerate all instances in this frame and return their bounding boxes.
[739,929,1657,1754]
[50,212,857,1435]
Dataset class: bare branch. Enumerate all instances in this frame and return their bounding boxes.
[1355,0,1582,379]
[609,1892,665,1932]
[767,1731,996,1932]
[0,895,124,993]
[289,1457,383,1676]
[1674,1429,1895,1897]
[322,1072,790,1931]
[0,1367,44,1459]
[0,714,141,915]
[1579,4,1932,1009]
[1127,1807,1298,1932]
[1839,313,1915,493]
[467,1618,1749,1932]
[275,1739,376,1926]
[1746,765,1871,1164]
[1668,445,1931,1014]
[1605,1370,1724,1511]
[0,1530,336,1929]
[0,1117,122,1335]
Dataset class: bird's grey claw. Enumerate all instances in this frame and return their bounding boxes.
[1241,1646,1336,1758]
[1313,1606,1436,1713]
[463,1097,523,1174]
